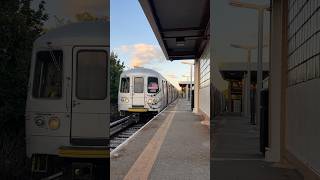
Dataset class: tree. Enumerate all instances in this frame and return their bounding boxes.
[53,12,108,28]
[110,52,125,104]
[0,0,48,178]
[75,12,99,22]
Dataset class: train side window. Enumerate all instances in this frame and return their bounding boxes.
[147,77,159,93]
[134,77,144,93]
[32,50,63,99]
[76,50,107,100]
[120,77,130,93]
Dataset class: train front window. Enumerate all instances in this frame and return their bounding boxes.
[120,77,130,93]
[76,50,107,100]
[134,77,144,93]
[32,51,63,98]
[147,77,159,93]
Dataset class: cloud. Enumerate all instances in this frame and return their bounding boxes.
[166,74,177,79]
[118,44,165,67]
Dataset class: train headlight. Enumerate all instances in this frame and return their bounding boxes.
[153,98,159,104]
[48,117,60,130]
[34,117,44,127]
[147,98,159,104]
[147,99,153,104]
[121,97,129,103]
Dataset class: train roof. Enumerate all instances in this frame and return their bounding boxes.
[34,21,109,47]
[121,67,161,76]
[121,67,177,89]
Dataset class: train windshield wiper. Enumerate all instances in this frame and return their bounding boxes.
[47,42,61,72]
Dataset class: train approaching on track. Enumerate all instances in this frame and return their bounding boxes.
[118,67,178,116]
[25,21,109,178]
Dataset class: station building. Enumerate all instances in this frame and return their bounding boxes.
[139,0,320,179]
[178,81,194,99]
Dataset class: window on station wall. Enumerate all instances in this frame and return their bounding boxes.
[32,50,63,99]
[120,77,130,93]
[287,0,320,86]
[147,77,159,93]
[134,77,144,93]
[76,50,107,100]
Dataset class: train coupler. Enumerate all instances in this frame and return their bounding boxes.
[71,162,93,180]
[132,113,140,123]
[31,154,49,173]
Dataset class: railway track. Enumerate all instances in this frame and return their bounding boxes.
[110,115,137,136]
[41,172,63,180]
[110,113,153,151]
[110,122,145,150]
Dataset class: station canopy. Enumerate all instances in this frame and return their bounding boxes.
[178,81,194,88]
[139,0,209,60]
[219,62,269,82]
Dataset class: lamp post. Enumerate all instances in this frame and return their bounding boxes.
[230,44,256,121]
[229,0,270,126]
[181,61,194,102]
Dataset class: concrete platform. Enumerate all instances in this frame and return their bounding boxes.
[211,114,303,180]
[110,99,210,180]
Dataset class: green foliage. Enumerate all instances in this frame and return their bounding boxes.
[0,0,48,177]
[0,0,48,129]
[110,52,125,104]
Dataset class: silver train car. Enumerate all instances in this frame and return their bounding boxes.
[25,21,109,176]
[118,67,178,116]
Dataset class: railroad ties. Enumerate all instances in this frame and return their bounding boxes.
[110,114,153,151]
[110,121,145,151]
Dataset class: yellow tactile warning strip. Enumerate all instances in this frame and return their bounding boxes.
[123,109,176,180]
[58,146,109,158]
[128,108,148,112]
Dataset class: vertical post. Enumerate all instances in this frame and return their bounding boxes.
[186,80,189,100]
[256,8,264,127]
[242,75,246,116]
[194,60,200,113]
[247,49,251,121]
[190,64,193,102]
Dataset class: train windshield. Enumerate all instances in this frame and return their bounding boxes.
[120,77,130,93]
[134,77,144,93]
[76,50,107,100]
[147,77,159,93]
[32,50,63,98]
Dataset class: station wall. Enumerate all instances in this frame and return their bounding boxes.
[199,44,211,117]
[286,0,320,175]
[196,41,228,119]
[287,80,320,174]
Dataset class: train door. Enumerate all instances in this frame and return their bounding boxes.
[161,80,165,109]
[70,47,109,146]
[169,85,172,103]
[166,81,169,105]
[132,76,145,107]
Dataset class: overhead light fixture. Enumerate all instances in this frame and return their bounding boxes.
[176,37,185,47]
[229,0,270,10]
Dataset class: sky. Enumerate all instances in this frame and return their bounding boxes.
[110,0,193,89]
[31,0,271,89]
[211,0,270,66]
[110,0,270,89]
